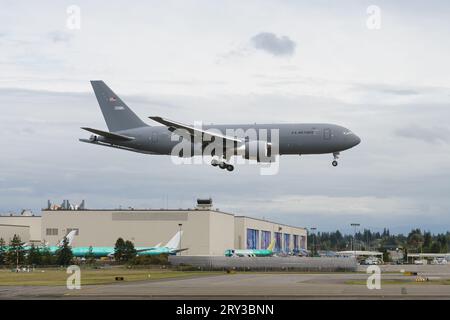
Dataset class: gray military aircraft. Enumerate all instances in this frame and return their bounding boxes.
[80,81,361,171]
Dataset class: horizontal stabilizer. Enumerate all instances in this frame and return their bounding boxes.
[136,248,157,253]
[81,127,135,141]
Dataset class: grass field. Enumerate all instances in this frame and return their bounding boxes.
[0,267,220,286]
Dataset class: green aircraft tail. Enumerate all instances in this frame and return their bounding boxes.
[267,239,276,251]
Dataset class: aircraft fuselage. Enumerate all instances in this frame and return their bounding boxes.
[85,123,361,156]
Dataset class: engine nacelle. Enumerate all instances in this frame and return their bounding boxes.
[238,140,272,162]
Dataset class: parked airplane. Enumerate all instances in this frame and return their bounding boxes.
[3,230,78,254]
[70,231,186,258]
[225,239,276,257]
[80,81,361,171]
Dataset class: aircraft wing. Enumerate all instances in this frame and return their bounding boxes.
[149,116,242,143]
[171,248,189,253]
[81,127,135,141]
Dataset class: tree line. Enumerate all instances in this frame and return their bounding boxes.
[307,228,450,253]
[0,235,73,267]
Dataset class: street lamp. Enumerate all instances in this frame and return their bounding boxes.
[350,223,360,256]
[310,227,317,257]
[278,227,282,253]
[178,223,183,255]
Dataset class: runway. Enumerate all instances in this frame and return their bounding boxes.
[1,267,450,299]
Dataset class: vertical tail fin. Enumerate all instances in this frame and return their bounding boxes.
[267,238,276,251]
[90,80,148,132]
[165,231,183,249]
[58,230,77,247]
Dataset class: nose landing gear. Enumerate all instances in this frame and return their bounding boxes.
[332,152,339,167]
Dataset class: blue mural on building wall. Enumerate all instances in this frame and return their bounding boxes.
[246,228,259,249]
[274,232,282,252]
[293,235,299,253]
[284,234,290,253]
[261,230,271,249]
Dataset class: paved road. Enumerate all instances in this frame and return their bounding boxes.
[1,270,450,299]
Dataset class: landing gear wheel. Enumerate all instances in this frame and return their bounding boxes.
[211,159,219,167]
[332,160,338,167]
[226,164,234,172]
[219,162,227,169]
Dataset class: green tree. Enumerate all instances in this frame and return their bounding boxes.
[40,247,55,265]
[437,234,448,253]
[27,244,43,266]
[423,231,432,251]
[402,247,408,263]
[6,234,25,267]
[85,246,96,265]
[407,229,424,252]
[123,240,137,261]
[382,249,390,263]
[55,237,73,266]
[430,241,441,253]
[114,238,126,261]
[0,238,6,265]
[113,238,136,262]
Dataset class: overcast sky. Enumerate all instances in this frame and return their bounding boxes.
[1,0,450,234]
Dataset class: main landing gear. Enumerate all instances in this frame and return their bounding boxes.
[211,158,234,171]
[332,152,339,167]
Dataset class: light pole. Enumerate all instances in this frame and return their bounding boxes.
[350,223,360,256]
[278,227,282,253]
[178,223,183,255]
[310,227,317,257]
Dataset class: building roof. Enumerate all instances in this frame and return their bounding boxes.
[0,223,30,228]
[0,215,41,218]
[41,208,237,216]
[41,208,305,230]
[234,215,306,231]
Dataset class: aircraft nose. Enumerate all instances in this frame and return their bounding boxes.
[344,131,361,148]
[353,134,361,146]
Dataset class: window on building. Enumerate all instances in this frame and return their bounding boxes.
[66,228,79,236]
[284,234,291,253]
[246,228,259,249]
[46,228,58,236]
[261,231,271,250]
